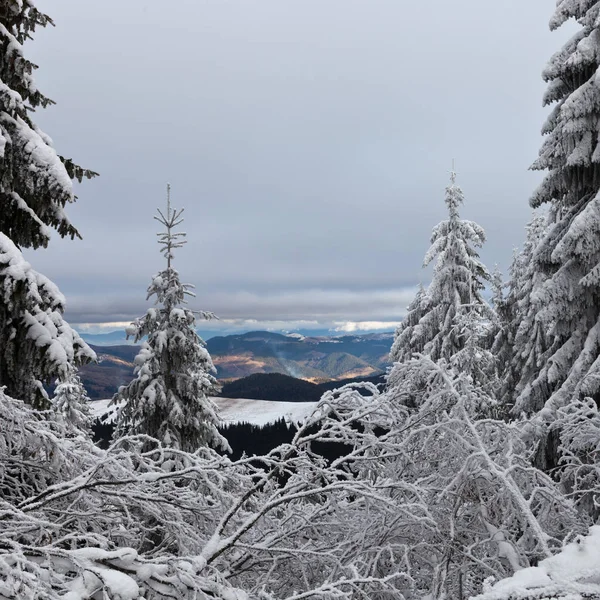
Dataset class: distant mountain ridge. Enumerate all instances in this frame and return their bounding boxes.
[79,330,394,399]
[207,330,392,382]
[80,331,135,346]
[80,345,139,400]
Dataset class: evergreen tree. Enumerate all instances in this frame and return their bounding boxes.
[515,1,600,458]
[389,171,494,383]
[489,265,514,405]
[389,283,431,364]
[52,366,93,434]
[450,302,498,395]
[0,232,94,407]
[0,1,96,250]
[506,214,550,415]
[492,214,548,409]
[0,1,96,407]
[113,186,228,452]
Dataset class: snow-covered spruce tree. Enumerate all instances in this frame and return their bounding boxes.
[390,171,495,391]
[0,1,96,248]
[491,214,548,409]
[113,186,227,452]
[52,366,92,434]
[0,232,94,408]
[390,283,432,364]
[522,2,600,420]
[0,1,96,407]
[503,214,549,414]
[419,171,493,362]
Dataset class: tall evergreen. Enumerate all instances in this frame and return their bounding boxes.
[0,2,96,248]
[516,1,600,427]
[390,171,494,377]
[0,2,96,407]
[113,186,227,452]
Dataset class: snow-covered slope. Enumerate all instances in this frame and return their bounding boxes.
[90,397,318,427]
[471,526,600,600]
[216,397,317,426]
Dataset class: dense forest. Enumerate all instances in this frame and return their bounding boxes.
[219,372,385,402]
[3,1,600,599]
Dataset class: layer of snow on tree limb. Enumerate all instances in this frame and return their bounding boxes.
[472,526,600,600]
[91,397,318,427]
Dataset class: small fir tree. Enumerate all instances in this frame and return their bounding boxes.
[420,171,493,362]
[389,171,495,388]
[113,186,227,452]
[52,366,93,434]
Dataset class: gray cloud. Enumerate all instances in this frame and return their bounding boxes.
[64,287,417,325]
[22,0,576,330]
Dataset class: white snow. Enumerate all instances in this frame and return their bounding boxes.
[62,548,140,600]
[90,398,122,423]
[473,526,600,600]
[286,332,306,341]
[91,397,318,427]
[215,397,317,426]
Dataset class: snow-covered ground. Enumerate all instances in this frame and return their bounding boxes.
[89,399,119,423]
[473,525,600,600]
[215,397,317,426]
[90,397,318,427]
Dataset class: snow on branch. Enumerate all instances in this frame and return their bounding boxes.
[0,233,95,406]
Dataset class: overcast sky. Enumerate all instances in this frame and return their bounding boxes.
[25,0,574,336]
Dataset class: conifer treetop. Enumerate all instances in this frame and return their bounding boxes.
[444,170,463,220]
[155,183,186,270]
[390,170,494,372]
[424,170,490,305]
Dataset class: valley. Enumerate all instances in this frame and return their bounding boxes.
[81,330,392,399]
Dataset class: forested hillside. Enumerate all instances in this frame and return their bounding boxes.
[219,372,385,402]
[208,330,391,380]
[78,332,391,399]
